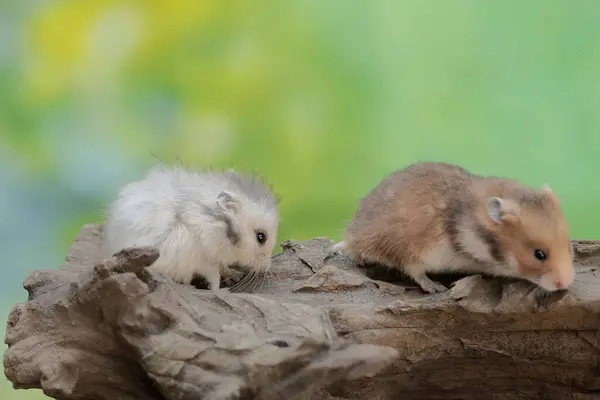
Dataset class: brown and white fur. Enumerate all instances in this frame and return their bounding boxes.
[102,165,280,291]
[335,162,574,294]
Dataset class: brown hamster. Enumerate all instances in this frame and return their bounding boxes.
[337,162,574,294]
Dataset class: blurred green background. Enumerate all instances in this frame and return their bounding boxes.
[2,0,600,398]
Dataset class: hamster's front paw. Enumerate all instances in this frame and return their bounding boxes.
[418,278,448,294]
[221,266,246,286]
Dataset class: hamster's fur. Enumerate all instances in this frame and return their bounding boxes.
[339,162,574,293]
[102,165,280,290]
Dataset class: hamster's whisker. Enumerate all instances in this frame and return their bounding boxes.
[249,270,262,291]
[230,272,252,292]
[231,269,261,292]
[242,273,256,292]
[261,271,272,289]
[233,276,250,292]
[245,270,263,292]
[524,283,542,299]
[253,271,264,290]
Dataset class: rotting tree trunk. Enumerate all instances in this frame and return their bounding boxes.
[4,224,600,400]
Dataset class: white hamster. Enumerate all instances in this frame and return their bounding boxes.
[102,165,280,290]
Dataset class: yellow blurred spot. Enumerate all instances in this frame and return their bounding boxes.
[136,0,217,60]
[21,0,219,103]
[24,0,112,101]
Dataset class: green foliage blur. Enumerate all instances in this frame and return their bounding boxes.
[2,1,600,398]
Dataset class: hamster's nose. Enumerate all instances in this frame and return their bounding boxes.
[554,271,574,290]
[554,280,564,289]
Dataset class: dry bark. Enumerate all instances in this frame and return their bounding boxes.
[4,224,600,400]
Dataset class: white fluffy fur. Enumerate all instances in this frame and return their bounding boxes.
[102,165,280,290]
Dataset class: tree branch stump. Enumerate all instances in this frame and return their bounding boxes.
[4,224,600,399]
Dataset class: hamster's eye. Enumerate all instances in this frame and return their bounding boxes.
[534,249,547,261]
[256,231,267,245]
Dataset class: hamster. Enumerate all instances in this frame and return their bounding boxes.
[337,162,574,294]
[102,165,280,290]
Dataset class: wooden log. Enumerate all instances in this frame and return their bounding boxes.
[4,224,600,399]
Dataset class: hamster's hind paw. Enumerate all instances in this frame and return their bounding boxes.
[326,241,346,259]
[415,276,448,294]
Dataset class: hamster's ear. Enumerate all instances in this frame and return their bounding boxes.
[487,197,520,224]
[542,183,552,193]
[217,190,240,212]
